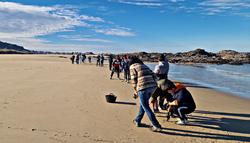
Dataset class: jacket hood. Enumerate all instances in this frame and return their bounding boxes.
[174,83,186,93]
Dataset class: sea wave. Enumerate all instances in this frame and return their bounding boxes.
[205,65,250,78]
[147,63,250,99]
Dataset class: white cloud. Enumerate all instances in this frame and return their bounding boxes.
[199,0,250,7]
[79,15,105,22]
[169,0,185,2]
[198,0,250,15]
[0,2,135,38]
[71,38,113,43]
[95,28,135,36]
[110,0,187,7]
[110,0,165,7]
[59,35,113,43]
[0,2,135,52]
[110,0,250,18]
[0,2,54,12]
[0,2,101,38]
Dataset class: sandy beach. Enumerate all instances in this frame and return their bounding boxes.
[0,55,249,143]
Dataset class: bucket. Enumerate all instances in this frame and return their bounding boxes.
[105,93,117,103]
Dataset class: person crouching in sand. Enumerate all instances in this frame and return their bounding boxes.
[165,80,196,125]
[129,57,162,132]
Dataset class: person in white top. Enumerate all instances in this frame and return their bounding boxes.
[153,54,169,112]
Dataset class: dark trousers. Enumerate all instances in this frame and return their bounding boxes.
[158,95,165,110]
[109,62,112,70]
[123,69,130,81]
[173,106,194,120]
[96,60,100,66]
[110,68,120,79]
[151,87,173,110]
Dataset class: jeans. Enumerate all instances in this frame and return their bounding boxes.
[135,87,161,128]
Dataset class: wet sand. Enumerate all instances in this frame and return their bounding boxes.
[0,55,249,143]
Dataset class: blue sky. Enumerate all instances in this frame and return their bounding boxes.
[0,0,250,53]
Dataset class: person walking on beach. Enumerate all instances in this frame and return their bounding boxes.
[82,54,86,63]
[100,54,105,67]
[110,56,121,80]
[79,53,82,64]
[153,54,170,112]
[88,56,91,63]
[108,54,113,71]
[70,53,75,64]
[96,54,101,66]
[76,53,80,64]
[122,55,130,83]
[129,57,162,132]
[163,80,196,125]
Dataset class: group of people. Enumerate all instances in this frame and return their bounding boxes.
[96,54,105,67]
[71,52,196,132]
[70,53,109,66]
[129,55,196,132]
[70,53,87,64]
[109,55,130,83]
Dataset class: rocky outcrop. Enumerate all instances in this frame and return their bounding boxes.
[122,49,250,65]
[217,50,250,65]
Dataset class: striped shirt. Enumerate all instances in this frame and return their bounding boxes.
[130,63,157,91]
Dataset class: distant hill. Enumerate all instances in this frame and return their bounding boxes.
[0,41,31,54]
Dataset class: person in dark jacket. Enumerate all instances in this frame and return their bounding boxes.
[166,81,196,125]
[122,55,130,83]
[96,54,101,66]
[70,54,75,64]
[108,54,113,71]
[100,54,105,67]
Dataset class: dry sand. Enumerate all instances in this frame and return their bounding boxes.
[0,55,249,143]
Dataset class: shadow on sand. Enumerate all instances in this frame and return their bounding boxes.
[195,110,250,118]
[113,101,136,106]
[155,110,250,142]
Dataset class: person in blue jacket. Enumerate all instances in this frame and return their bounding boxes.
[166,80,196,125]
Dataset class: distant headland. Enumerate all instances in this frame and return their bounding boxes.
[0,41,249,65]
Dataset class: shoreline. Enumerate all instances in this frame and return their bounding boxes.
[147,62,250,100]
[0,55,249,143]
[172,79,250,101]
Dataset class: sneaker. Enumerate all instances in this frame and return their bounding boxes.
[150,126,162,132]
[184,119,189,124]
[176,120,186,125]
[132,119,141,127]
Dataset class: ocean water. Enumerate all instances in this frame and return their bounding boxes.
[147,63,250,99]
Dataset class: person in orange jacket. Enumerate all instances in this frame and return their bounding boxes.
[166,81,196,125]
